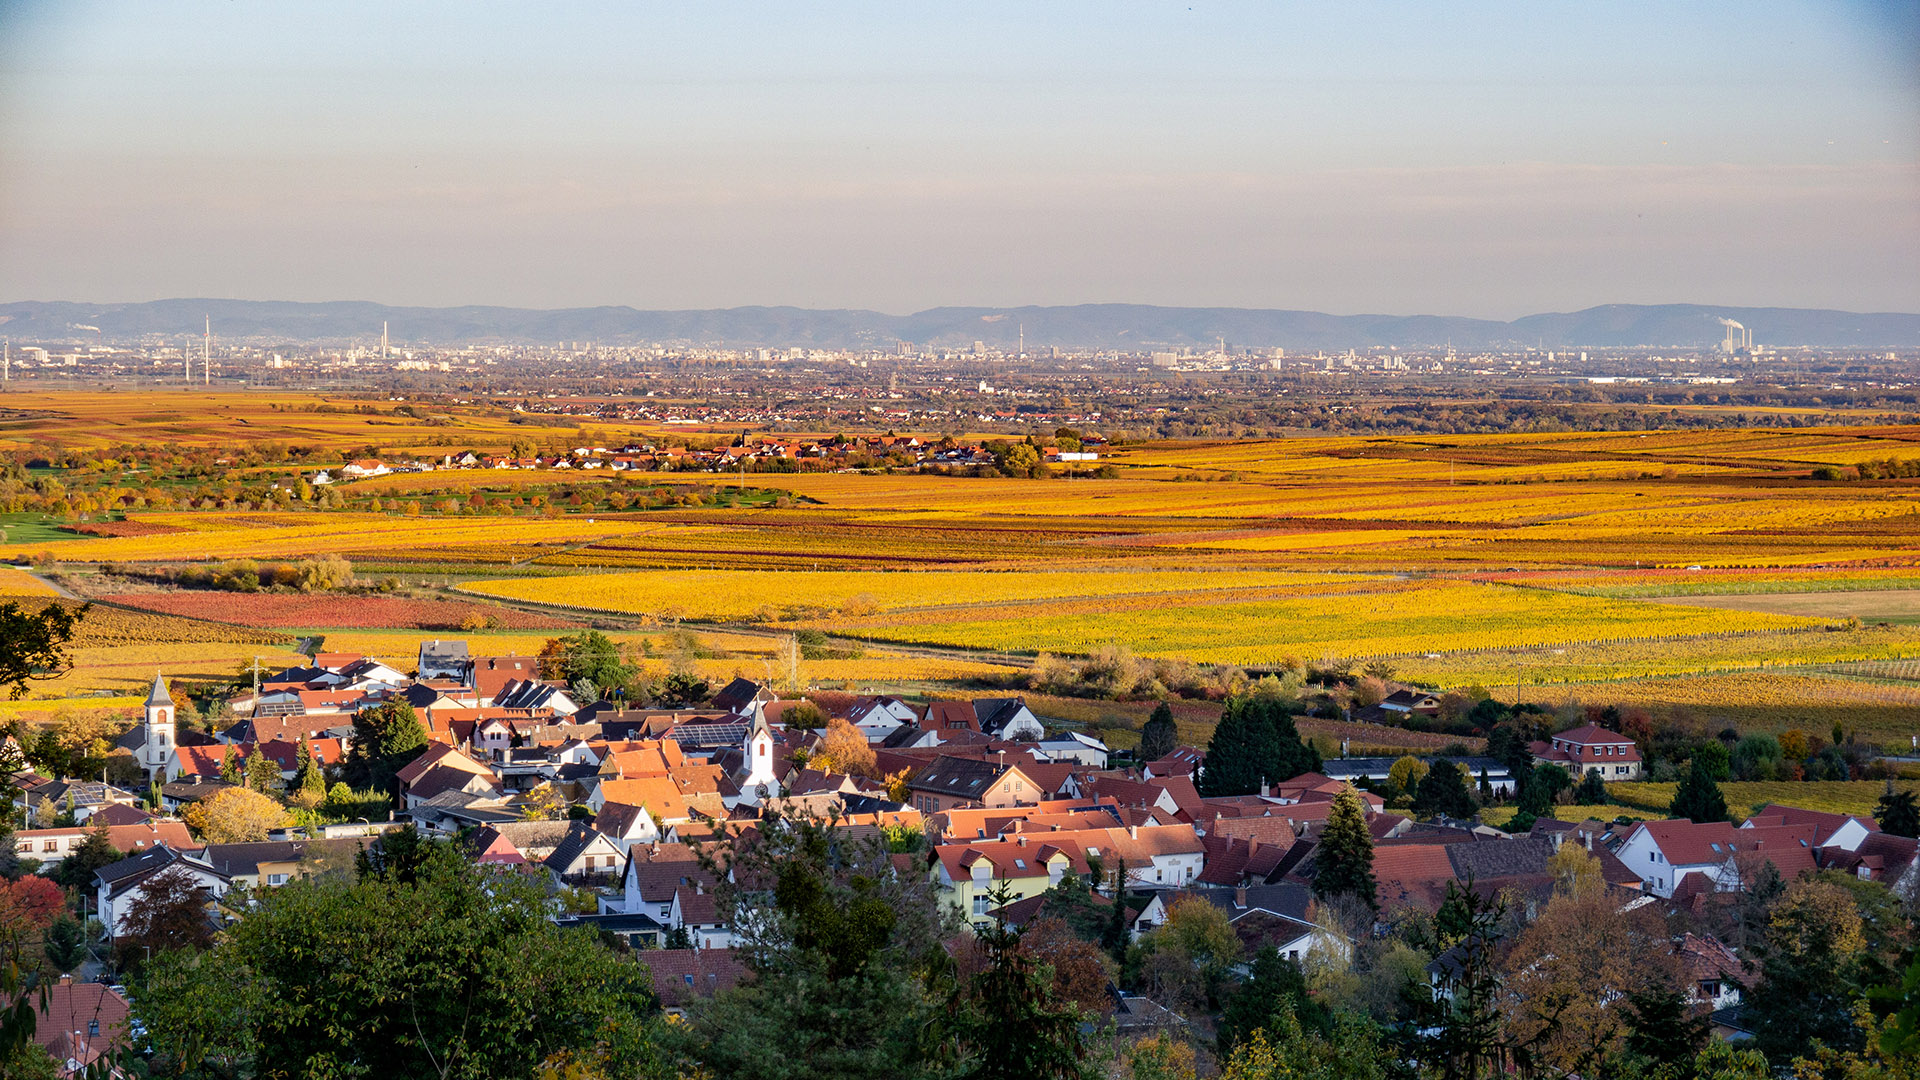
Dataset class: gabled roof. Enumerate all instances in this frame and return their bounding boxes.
[87,802,154,827]
[94,843,229,898]
[972,698,1032,734]
[1744,804,1874,847]
[1553,723,1635,746]
[395,743,493,787]
[644,947,747,1010]
[1366,843,1459,910]
[909,755,1014,800]
[595,801,658,840]
[1631,819,1744,866]
[1677,932,1741,984]
[1445,836,1555,882]
[544,820,619,872]
[467,826,528,865]
[710,677,771,712]
[480,819,576,858]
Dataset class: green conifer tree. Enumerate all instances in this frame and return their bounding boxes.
[1412,761,1477,819]
[1312,787,1376,910]
[1139,702,1177,763]
[1670,758,1730,823]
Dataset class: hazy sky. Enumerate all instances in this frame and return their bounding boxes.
[0,1,1914,317]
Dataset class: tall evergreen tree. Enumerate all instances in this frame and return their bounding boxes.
[1312,787,1376,910]
[1573,767,1608,804]
[43,915,86,973]
[1217,946,1329,1064]
[1201,694,1321,798]
[1622,985,1710,1070]
[219,746,243,787]
[1875,783,1920,838]
[295,737,327,800]
[1266,701,1322,782]
[55,821,121,890]
[960,885,1101,1080]
[1101,871,1131,960]
[1139,702,1177,764]
[1670,758,1731,823]
[1199,697,1264,797]
[1412,761,1477,819]
[245,750,281,794]
[343,701,429,791]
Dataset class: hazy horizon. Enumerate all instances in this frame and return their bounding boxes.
[1,2,1915,319]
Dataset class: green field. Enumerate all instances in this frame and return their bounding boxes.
[0,512,83,547]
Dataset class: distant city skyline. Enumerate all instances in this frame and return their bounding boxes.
[0,1,1914,319]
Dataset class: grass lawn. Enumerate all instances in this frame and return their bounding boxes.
[0,512,81,547]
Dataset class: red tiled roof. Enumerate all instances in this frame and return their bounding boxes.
[1369,843,1458,909]
[1745,803,1873,846]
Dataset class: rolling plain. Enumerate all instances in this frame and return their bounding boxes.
[2,390,1917,754]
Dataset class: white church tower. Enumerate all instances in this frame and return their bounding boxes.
[742,713,777,804]
[138,671,177,784]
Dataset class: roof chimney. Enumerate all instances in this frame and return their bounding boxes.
[1235,885,1247,908]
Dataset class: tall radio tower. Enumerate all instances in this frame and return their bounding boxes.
[203,315,211,386]
[382,321,389,359]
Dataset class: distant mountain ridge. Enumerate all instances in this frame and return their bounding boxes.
[1,299,1915,349]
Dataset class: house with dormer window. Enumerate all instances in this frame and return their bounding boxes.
[906,755,1039,815]
[1530,724,1642,780]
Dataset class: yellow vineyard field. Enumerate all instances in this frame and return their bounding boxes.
[28,643,309,699]
[1397,624,1920,688]
[1605,781,1920,822]
[460,568,1375,622]
[1493,670,1920,741]
[803,580,1830,666]
[0,567,61,596]
[32,513,676,563]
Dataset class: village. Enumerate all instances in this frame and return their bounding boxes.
[6,636,1911,1072]
[311,430,1106,486]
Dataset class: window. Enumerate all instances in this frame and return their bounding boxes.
[13,842,26,853]
[88,1020,99,1038]
[1700,980,1720,998]
[42,840,56,852]
[973,895,989,916]
[267,873,287,886]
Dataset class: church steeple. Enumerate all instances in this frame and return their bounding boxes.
[145,671,174,710]
[743,713,776,802]
[140,670,176,784]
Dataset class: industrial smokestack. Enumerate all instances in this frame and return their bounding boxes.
[1717,317,1745,354]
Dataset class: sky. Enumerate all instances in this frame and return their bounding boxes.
[0,1,1914,318]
